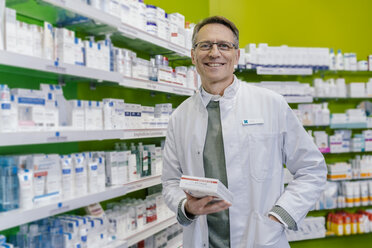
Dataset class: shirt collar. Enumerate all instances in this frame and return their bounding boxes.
[200,75,239,107]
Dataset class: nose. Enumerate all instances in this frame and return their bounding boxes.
[208,44,221,58]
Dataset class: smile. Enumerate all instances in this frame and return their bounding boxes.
[204,63,225,67]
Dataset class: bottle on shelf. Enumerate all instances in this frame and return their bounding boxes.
[336,49,344,70]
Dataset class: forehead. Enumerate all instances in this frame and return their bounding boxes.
[196,23,235,42]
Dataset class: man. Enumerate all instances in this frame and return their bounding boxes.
[162,16,327,248]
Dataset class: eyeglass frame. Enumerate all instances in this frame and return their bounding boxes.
[192,41,238,51]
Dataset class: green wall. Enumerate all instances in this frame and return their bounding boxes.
[209,0,372,59]
[145,0,209,24]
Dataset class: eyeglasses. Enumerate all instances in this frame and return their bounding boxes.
[193,41,237,51]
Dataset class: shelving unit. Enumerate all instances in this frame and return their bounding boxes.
[0,175,161,231]
[6,0,191,59]
[0,1,189,246]
[0,51,195,96]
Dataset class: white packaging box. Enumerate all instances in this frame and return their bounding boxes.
[129,0,140,28]
[43,22,55,61]
[331,113,347,124]
[327,163,352,180]
[74,38,85,66]
[142,106,155,129]
[180,175,233,204]
[368,55,372,71]
[55,28,75,65]
[98,40,111,71]
[132,103,142,129]
[363,130,372,151]
[11,88,46,131]
[0,0,4,50]
[28,154,61,205]
[132,57,150,80]
[168,13,185,28]
[158,65,173,84]
[348,83,366,97]
[4,8,17,53]
[124,103,132,129]
[314,131,329,152]
[103,98,125,130]
[298,104,313,125]
[108,0,121,18]
[68,100,85,130]
[366,81,372,97]
[116,151,128,184]
[330,134,343,153]
[105,151,119,186]
[31,24,43,58]
[16,22,33,56]
[175,66,187,87]
[84,40,97,69]
[347,109,367,123]
[119,0,131,25]
[84,100,103,130]
[137,0,146,31]
[155,147,162,175]
[44,93,59,131]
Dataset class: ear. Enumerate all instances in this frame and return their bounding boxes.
[234,48,240,65]
[191,49,196,65]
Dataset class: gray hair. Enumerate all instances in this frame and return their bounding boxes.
[192,16,239,49]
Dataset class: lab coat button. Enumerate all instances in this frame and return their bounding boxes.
[197,151,200,155]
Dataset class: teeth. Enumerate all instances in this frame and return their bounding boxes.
[207,63,223,67]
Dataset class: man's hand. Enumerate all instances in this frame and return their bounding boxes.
[184,192,231,216]
[268,214,281,224]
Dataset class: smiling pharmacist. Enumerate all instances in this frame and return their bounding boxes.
[161,16,327,248]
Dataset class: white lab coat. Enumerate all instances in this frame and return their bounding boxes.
[162,78,327,248]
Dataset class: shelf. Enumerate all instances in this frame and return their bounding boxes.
[122,77,194,96]
[0,175,161,231]
[285,96,313,103]
[256,66,313,75]
[0,50,194,96]
[124,215,177,247]
[330,123,368,129]
[7,0,191,59]
[0,128,167,146]
[166,235,183,248]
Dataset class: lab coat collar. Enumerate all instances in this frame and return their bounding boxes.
[199,75,240,107]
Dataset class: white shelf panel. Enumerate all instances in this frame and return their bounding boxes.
[0,185,126,231]
[0,175,161,231]
[257,66,313,75]
[124,215,177,247]
[125,175,161,194]
[284,96,313,103]
[0,129,167,146]
[0,51,119,82]
[122,77,195,96]
[123,129,167,140]
[0,51,193,96]
[43,0,191,57]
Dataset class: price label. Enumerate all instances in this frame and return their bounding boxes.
[146,83,157,90]
[46,65,67,74]
[49,203,70,215]
[133,131,164,138]
[127,183,142,192]
[172,87,192,95]
[47,132,68,142]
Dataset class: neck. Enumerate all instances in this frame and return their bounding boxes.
[202,75,234,96]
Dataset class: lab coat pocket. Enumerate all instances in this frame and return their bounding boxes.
[254,212,284,248]
[248,133,280,181]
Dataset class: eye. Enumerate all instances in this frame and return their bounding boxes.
[198,42,212,50]
[218,42,232,50]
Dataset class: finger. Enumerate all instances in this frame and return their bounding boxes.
[197,196,215,206]
[205,200,231,214]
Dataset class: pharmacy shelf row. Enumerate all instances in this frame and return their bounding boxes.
[0,51,195,97]
[7,0,190,58]
[0,175,162,231]
[110,215,178,248]
[0,128,167,147]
